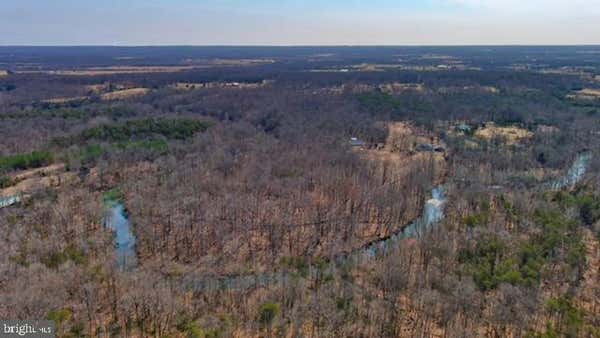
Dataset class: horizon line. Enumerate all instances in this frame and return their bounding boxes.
[1,44,600,48]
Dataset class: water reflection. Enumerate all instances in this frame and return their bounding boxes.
[0,195,21,209]
[104,202,137,270]
[550,152,592,190]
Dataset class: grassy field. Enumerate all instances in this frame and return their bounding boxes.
[475,123,534,144]
[100,88,150,101]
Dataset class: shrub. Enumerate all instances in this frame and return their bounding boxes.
[0,175,15,188]
[80,144,104,162]
[114,139,169,154]
[463,214,485,228]
[64,244,87,265]
[103,189,123,203]
[545,297,585,337]
[41,251,69,269]
[280,256,309,277]
[79,118,211,142]
[47,308,72,326]
[576,194,600,226]
[258,302,280,327]
[177,319,206,338]
[0,151,54,171]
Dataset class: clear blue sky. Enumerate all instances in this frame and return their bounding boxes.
[2,0,599,45]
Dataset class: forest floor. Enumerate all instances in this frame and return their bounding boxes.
[577,228,600,319]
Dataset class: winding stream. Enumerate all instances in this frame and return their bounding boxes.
[344,186,446,262]
[183,186,447,291]
[549,152,592,190]
[103,152,592,290]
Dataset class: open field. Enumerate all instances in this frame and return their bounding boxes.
[10,58,276,76]
[100,87,150,100]
[15,66,199,76]
[0,163,77,198]
[42,96,88,104]
[475,123,534,144]
[567,88,600,100]
[579,88,600,97]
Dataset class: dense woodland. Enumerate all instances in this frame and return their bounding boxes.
[0,47,599,337]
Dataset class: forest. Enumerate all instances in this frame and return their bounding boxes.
[0,46,599,337]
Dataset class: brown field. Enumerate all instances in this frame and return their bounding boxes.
[16,66,199,76]
[579,88,600,97]
[41,85,145,103]
[363,122,446,182]
[0,164,77,198]
[11,58,276,76]
[567,88,600,100]
[85,83,110,93]
[42,96,88,104]
[475,123,534,144]
[171,81,269,91]
[364,122,414,163]
[100,88,150,101]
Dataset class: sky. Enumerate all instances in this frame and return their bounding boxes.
[1,0,600,45]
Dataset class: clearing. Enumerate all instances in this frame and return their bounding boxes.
[475,123,534,144]
[100,88,150,101]
[579,88,600,97]
[18,66,198,76]
[567,88,600,100]
[363,121,446,183]
[42,96,88,104]
[0,163,77,199]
